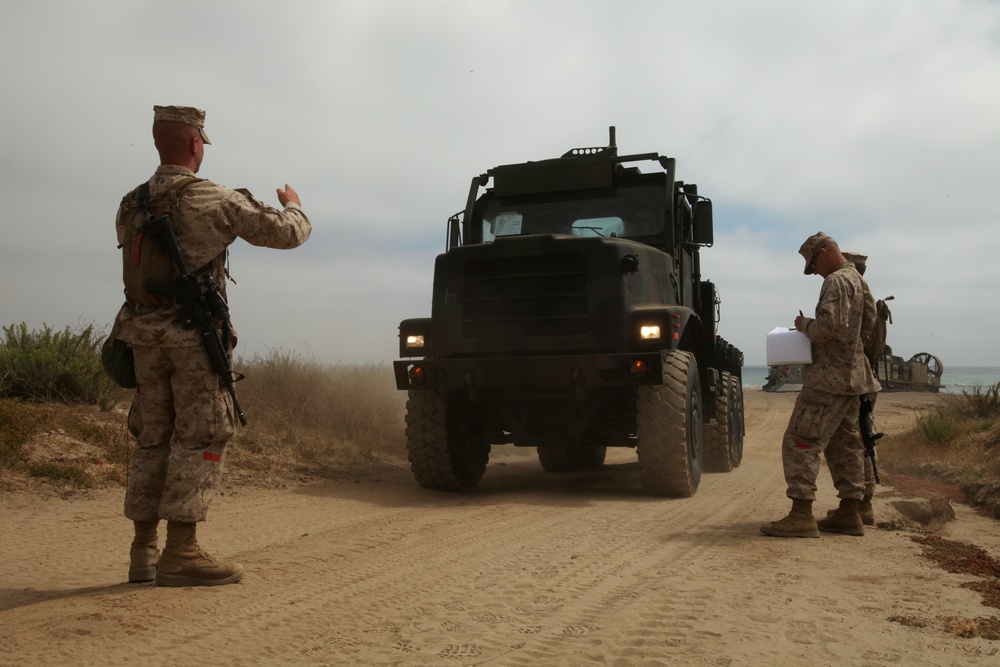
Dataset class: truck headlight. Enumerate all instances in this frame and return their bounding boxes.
[405,334,425,349]
[639,325,661,340]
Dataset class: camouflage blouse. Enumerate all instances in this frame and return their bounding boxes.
[800,263,881,396]
[115,165,311,347]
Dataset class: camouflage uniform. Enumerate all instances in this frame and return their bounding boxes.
[783,248,880,502]
[843,251,884,499]
[117,164,311,523]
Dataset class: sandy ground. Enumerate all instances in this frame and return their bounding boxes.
[2,390,999,666]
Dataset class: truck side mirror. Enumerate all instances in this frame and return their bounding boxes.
[447,214,462,250]
[693,200,713,246]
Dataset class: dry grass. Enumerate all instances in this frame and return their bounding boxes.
[0,400,131,491]
[226,351,407,484]
[0,351,407,491]
[878,383,1000,484]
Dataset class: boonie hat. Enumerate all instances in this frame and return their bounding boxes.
[798,231,833,275]
[843,251,868,276]
[153,105,211,144]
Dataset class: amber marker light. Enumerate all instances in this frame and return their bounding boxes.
[672,313,682,340]
[629,359,648,379]
[408,365,426,386]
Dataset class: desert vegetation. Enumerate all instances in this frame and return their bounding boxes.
[0,323,121,408]
[224,350,407,485]
[0,323,405,490]
[879,383,1000,492]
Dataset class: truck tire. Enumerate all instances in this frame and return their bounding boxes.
[537,445,607,472]
[728,374,744,468]
[537,447,574,472]
[636,350,703,497]
[575,445,607,469]
[705,371,734,472]
[405,390,490,491]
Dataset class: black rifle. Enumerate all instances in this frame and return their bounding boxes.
[142,213,249,426]
[859,394,883,484]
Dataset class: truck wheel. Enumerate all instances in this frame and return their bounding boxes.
[405,390,490,491]
[636,350,703,497]
[705,371,734,472]
[537,447,575,472]
[575,445,607,469]
[728,374,744,468]
[538,445,607,472]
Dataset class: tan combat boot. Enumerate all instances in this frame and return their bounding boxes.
[129,520,159,583]
[155,521,245,587]
[760,499,820,538]
[817,498,865,536]
[858,494,875,526]
[827,494,875,526]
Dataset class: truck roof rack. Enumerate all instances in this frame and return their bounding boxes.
[561,126,619,158]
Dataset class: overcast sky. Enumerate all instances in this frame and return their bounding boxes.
[2,0,999,370]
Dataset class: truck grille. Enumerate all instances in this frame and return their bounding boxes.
[462,254,589,338]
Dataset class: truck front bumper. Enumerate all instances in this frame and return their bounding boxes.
[393,352,664,398]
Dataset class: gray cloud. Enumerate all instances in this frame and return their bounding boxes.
[2,0,998,369]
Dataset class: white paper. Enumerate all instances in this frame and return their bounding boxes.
[766,327,813,365]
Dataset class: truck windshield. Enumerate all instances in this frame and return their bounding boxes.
[477,184,665,244]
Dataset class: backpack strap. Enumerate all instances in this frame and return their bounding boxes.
[137,180,151,224]
[130,181,153,269]
[136,176,201,233]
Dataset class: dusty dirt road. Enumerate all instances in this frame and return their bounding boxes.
[2,390,999,666]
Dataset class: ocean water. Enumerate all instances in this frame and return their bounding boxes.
[740,366,775,389]
[742,365,1000,394]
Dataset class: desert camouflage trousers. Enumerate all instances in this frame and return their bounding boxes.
[124,345,237,523]
[782,387,865,502]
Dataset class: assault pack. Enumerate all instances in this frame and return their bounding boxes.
[119,177,200,306]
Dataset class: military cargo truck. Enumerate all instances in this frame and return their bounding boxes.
[393,128,744,497]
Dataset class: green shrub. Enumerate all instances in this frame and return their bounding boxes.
[0,322,124,407]
[918,411,961,446]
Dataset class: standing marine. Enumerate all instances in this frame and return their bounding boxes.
[841,251,886,526]
[115,105,312,585]
[761,232,880,538]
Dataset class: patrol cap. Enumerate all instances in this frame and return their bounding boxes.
[843,251,868,276]
[152,105,211,144]
[798,231,833,275]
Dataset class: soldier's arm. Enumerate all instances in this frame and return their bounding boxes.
[224,187,311,249]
